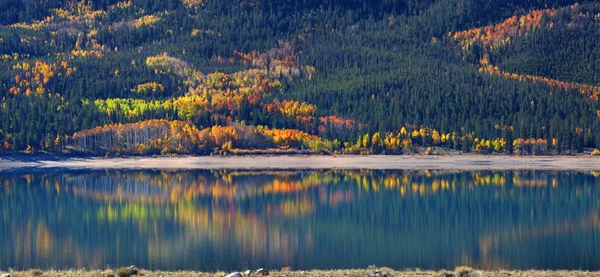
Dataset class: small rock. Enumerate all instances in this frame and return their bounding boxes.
[243,270,252,276]
[255,268,269,276]
[115,266,139,277]
[226,272,243,277]
[1,273,11,277]
[129,265,139,274]
[300,271,305,275]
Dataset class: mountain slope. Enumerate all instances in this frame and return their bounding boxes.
[0,0,599,155]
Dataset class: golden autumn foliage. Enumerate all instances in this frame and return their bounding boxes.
[115,0,133,9]
[65,120,332,155]
[71,49,104,58]
[182,0,206,8]
[342,125,521,155]
[452,8,557,51]
[127,49,316,125]
[318,116,358,131]
[233,43,316,79]
[146,53,197,80]
[453,4,600,101]
[452,4,591,52]
[512,138,550,155]
[263,128,318,148]
[265,100,317,118]
[9,61,75,97]
[58,119,564,156]
[135,82,165,94]
[479,63,600,100]
[11,0,106,31]
[132,14,162,28]
[94,96,208,120]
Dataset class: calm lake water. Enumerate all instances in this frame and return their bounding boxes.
[1,169,600,271]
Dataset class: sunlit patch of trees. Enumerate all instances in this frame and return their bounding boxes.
[453,3,600,100]
[191,29,220,37]
[94,96,207,120]
[452,8,557,51]
[479,62,600,100]
[145,53,200,81]
[182,0,207,9]
[8,61,75,96]
[452,3,596,52]
[62,120,565,156]
[10,0,105,31]
[135,82,165,94]
[342,126,556,155]
[64,120,334,155]
[234,43,316,80]
[132,14,162,28]
[264,100,316,119]
[512,138,550,155]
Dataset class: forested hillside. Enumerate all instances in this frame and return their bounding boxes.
[0,0,599,155]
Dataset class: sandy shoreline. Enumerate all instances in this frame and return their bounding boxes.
[1,154,600,171]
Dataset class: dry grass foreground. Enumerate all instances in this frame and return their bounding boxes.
[1,267,599,277]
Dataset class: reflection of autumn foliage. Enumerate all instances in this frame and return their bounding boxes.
[45,170,585,206]
[5,220,55,262]
[269,200,316,217]
[477,213,600,270]
[61,171,328,204]
[3,170,600,269]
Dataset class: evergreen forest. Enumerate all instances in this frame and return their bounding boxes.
[1,0,600,155]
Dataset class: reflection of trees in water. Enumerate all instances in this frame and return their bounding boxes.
[1,170,600,270]
[477,213,600,270]
[8,170,597,201]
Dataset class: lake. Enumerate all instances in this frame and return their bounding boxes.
[1,169,599,271]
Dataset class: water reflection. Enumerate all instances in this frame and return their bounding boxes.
[1,170,600,271]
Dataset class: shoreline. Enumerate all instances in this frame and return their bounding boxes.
[1,154,600,171]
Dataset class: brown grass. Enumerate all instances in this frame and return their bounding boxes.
[1,268,600,277]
